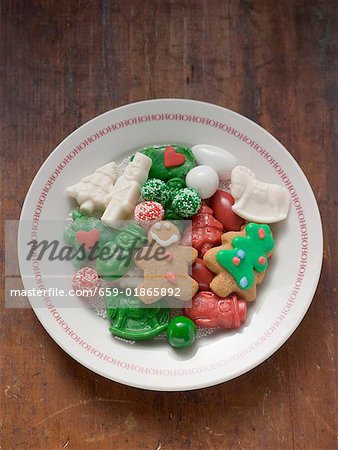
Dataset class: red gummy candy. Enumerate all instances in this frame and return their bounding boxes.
[192,258,214,291]
[181,202,223,256]
[209,190,245,231]
[183,291,247,329]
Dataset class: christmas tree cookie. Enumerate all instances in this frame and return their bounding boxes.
[203,223,274,302]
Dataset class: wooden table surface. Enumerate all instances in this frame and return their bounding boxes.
[1,1,337,449]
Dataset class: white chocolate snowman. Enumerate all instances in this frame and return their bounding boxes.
[101,152,152,227]
[66,161,118,214]
[231,166,290,223]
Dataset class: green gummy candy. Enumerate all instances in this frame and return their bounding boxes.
[96,223,147,279]
[106,290,170,340]
[139,145,196,181]
[115,223,147,250]
[164,207,183,221]
[166,177,186,201]
[96,241,133,279]
[64,212,117,267]
[71,209,85,220]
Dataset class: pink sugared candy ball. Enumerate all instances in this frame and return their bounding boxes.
[209,190,245,231]
[72,267,101,298]
[134,201,164,229]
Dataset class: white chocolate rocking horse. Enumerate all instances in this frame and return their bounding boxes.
[230,166,290,223]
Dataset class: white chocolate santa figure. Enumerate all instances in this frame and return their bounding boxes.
[66,162,118,214]
[101,152,152,227]
[230,166,290,223]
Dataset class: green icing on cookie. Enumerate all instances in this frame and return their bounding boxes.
[216,223,274,290]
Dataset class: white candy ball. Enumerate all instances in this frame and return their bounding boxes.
[186,165,219,199]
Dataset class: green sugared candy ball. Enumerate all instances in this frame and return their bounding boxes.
[172,188,202,218]
[167,316,197,348]
[141,178,167,203]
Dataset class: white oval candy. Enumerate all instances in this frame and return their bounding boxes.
[186,165,219,199]
[191,144,237,181]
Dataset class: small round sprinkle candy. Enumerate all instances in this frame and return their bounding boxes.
[72,267,101,298]
[172,188,202,218]
[134,201,164,229]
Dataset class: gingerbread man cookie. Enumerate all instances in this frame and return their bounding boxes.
[134,221,198,304]
[203,223,274,302]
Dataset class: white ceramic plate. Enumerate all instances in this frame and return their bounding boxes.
[18,99,322,391]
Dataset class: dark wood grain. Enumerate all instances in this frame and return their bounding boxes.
[1,1,337,449]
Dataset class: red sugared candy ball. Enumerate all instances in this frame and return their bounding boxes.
[183,291,247,329]
[72,267,101,298]
[209,190,245,231]
[134,201,164,229]
[192,258,214,291]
